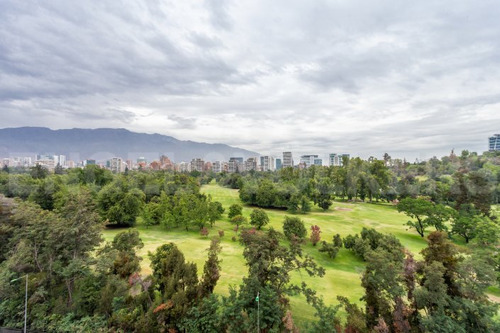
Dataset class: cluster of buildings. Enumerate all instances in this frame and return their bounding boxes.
[2,154,77,170]
[123,152,352,174]
[2,135,497,174]
[1,152,351,174]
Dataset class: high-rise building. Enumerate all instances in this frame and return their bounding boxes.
[275,158,282,170]
[300,155,319,168]
[228,161,237,173]
[260,156,275,171]
[190,158,205,172]
[58,155,66,167]
[109,157,124,173]
[245,157,258,171]
[489,134,500,151]
[283,152,293,168]
[329,153,350,166]
[178,162,191,172]
[213,161,223,173]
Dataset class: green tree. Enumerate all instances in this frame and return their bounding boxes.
[361,245,405,328]
[228,203,243,219]
[397,197,450,237]
[451,204,480,243]
[198,238,222,298]
[311,177,333,211]
[283,216,307,241]
[30,164,48,179]
[319,241,339,259]
[207,201,224,227]
[333,234,343,248]
[97,180,145,227]
[249,208,269,230]
[230,215,247,227]
[148,243,199,330]
[110,229,144,278]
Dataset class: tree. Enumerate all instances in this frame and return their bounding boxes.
[228,228,327,331]
[109,229,144,278]
[473,218,499,247]
[97,180,145,227]
[30,164,48,179]
[250,208,269,230]
[283,216,307,241]
[199,238,222,298]
[54,163,64,175]
[333,234,343,248]
[337,296,367,333]
[208,201,224,227]
[228,204,243,219]
[416,232,499,332]
[148,243,199,330]
[230,215,247,227]
[451,170,494,216]
[451,204,480,243]
[311,177,333,211]
[319,241,339,259]
[310,225,321,246]
[55,188,104,304]
[180,294,225,333]
[361,245,405,328]
[397,197,449,237]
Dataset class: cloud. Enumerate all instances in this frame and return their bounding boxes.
[1,0,499,160]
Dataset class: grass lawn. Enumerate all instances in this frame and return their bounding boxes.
[102,183,486,327]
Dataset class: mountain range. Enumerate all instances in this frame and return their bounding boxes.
[0,127,259,162]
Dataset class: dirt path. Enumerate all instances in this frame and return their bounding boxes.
[488,293,500,303]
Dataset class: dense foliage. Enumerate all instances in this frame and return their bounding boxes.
[0,150,498,331]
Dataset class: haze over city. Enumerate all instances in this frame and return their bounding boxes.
[1,0,499,159]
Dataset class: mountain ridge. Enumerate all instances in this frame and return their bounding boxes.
[0,127,259,162]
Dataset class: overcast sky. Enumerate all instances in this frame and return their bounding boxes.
[1,0,499,160]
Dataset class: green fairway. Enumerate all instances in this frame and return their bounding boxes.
[102,183,433,325]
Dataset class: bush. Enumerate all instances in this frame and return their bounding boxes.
[333,234,343,248]
[200,227,209,237]
[283,216,307,241]
[319,241,339,259]
[343,234,359,249]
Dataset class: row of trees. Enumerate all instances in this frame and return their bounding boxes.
[397,197,499,243]
[219,151,499,214]
[0,166,226,228]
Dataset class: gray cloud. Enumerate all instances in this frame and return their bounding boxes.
[1,0,499,160]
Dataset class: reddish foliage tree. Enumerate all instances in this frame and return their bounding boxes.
[310,225,321,246]
[200,227,209,237]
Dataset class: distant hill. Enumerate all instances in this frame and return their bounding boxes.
[0,127,259,162]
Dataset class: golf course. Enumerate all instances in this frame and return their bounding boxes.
[102,182,441,325]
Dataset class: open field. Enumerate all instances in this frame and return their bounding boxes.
[102,183,467,325]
